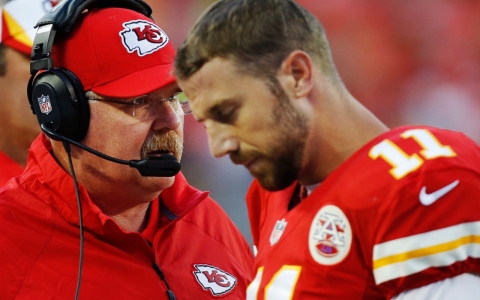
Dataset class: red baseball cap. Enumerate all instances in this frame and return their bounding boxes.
[52,7,176,98]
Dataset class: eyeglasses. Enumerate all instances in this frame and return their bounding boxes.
[87,92,191,121]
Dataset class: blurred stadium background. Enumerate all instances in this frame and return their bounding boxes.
[145,0,480,245]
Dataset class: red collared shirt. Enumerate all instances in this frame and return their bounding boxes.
[0,134,254,299]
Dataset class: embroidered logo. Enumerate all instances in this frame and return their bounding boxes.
[119,20,169,56]
[270,218,287,246]
[419,180,459,206]
[193,264,237,296]
[37,94,52,115]
[309,205,352,265]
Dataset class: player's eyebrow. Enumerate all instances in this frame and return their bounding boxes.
[205,97,242,124]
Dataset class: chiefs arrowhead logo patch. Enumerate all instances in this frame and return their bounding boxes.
[119,20,169,56]
[193,264,237,296]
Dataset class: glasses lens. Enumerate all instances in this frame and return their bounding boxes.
[132,96,150,120]
[133,93,191,120]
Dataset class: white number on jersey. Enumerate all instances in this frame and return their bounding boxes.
[369,129,456,179]
[247,265,302,300]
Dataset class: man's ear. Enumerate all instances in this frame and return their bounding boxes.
[279,50,313,98]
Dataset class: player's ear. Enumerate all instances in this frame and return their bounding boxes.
[279,50,313,98]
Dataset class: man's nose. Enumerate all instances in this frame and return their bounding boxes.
[151,102,182,134]
[206,121,239,158]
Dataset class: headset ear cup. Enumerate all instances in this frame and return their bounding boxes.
[57,68,90,140]
[30,68,90,141]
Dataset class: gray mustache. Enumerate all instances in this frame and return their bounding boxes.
[141,132,183,160]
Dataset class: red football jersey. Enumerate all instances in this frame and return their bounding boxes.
[246,125,480,299]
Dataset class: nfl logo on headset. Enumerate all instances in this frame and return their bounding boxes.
[38,94,52,115]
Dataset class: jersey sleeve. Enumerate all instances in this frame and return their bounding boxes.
[392,273,480,300]
[365,127,480,298]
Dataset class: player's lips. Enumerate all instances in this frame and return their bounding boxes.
[242,157,258,170]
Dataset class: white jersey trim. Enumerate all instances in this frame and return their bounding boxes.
[373,221,480,284]
[392,273,480,300]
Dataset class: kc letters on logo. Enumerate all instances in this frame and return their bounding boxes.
[193,264,237,296]
[119,20,169,56]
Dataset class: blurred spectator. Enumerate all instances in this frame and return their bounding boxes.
[0,0,57,186]
[391,0,480,143]
[298,0,480,139]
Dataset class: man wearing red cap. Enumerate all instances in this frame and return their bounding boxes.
[0,0,57,186]
[0,2,253,299]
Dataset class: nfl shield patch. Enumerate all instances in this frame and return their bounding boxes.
[38,94,52,115]
[270,218,288,246]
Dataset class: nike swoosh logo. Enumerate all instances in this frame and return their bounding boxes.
[419,180,459,206]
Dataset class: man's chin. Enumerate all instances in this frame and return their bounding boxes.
[255,173,295,192]
[140,175,176,191]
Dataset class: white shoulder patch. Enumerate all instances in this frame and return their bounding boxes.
[193,264,237,296]
[309,204,353,265]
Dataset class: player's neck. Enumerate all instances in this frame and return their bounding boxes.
[301,91,388,183]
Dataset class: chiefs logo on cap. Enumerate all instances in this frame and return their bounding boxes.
[119,20,169,56]
[193,264,237,296]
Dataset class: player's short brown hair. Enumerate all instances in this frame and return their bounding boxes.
[175,0,340,85]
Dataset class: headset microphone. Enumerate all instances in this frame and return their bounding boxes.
[41,124,181,177]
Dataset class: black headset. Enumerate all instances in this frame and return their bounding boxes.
[27,0,153,141]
